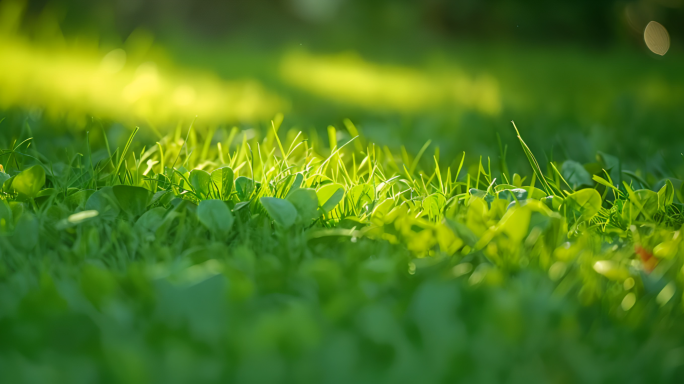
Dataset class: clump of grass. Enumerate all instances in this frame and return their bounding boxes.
[1,115,684,383]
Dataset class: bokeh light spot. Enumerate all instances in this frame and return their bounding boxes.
[656,282,676,306]
[623,277,635,290]
[644,21,670,56]
[621,293,636,311]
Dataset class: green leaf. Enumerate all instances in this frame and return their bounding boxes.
[657,179,674,210]
[512,173,526,187]
[494,184,518,192]
[522,186,548,200]
[235,176,256,201]
[370,199,395,225]
[285,173,305,198]
[36,188,56,197]
[197,200,234,234]
[497,188,527,202]
[65,189,95,210]
[470,188,495,207]
[561,160,593,188]
[592,174,618,191]
[623,189,658,221]
[562,188,601,221]
[150,190,174,207]
[423,193,446,220]
[469,188,487,199]
[86,187,120,221]
[542,195,564,211]
[12,165,45,198]
[498,205,532,243]
[286,188,320,223]
[34,188,57,207]
[189,169,212,199]
[445,218,478,247]
[134,207,166,233]
[316,183,344,213]
[260,197,297,228]
[210,166,234,200]
[112,185,150,217]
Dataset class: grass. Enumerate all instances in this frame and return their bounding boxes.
[166,38,684,164]
[1,112,684,383]
[2,2,684,382]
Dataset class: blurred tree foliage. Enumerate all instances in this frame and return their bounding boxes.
[21,0,684,48]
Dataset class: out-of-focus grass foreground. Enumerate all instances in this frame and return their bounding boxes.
[2,0,684,383]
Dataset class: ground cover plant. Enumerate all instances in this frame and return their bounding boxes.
[1,113,684,384]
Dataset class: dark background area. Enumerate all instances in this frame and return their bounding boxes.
[25,0,684,47]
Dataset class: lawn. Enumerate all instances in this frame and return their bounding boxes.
[1,113,684,383]
[2,1,684,383]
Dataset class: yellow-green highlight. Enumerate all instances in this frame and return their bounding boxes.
[280,50,501,115]
[0,0,285,126]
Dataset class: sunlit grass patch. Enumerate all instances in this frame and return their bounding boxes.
[0,36,285,125]
[0,1,285,127]
[280,49,501,115]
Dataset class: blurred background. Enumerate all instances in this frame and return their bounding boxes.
[0,0,683,171]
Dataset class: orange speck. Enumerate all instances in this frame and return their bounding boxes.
[635,245,657,273]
